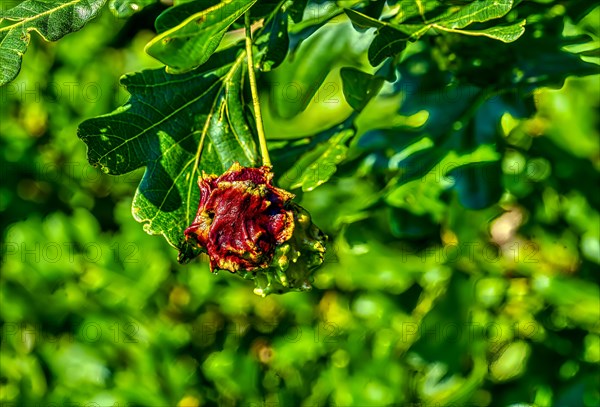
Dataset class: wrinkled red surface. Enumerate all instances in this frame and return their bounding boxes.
[184,163,295,272]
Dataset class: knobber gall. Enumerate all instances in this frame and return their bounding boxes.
[180,162,326,296]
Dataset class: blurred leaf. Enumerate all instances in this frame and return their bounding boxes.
[344,8,384,29]
[562,0,598,23]
[513,32,599,90]
[533,276,600,328]
[368,26,411,66]
[280,119,355,191]
[78,49,258,254]
[108,0,157,17]
[386,144,501,213]
[451,161,503,209]
[288,0,308,23]
[257,9,289,71]
[388,207,439,238]
[446,93,514,209]
[340,67,384,111]
[0,0,107,86]
[145,0,256,73]
[268,20,364,120]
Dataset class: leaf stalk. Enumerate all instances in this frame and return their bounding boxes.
[245,11,271,167]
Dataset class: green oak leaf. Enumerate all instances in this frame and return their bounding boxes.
[367,26,412,66]
[429,0,514,29]
[0,0,107,86]
[429,0,524,43]
[344,8,426,37]
[344,8,424,65]
[256,9,289,71]
[279,118,355,192]
[346,0,523,66]
[145,0,256,74]
[340,67,384,111]
[154,0,221,33]
[433,20,526,43]
[77,49,258,252]
[344,7,383,29]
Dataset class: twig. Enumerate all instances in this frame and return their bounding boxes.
[244,11,271,167]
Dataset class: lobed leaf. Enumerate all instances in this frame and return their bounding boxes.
[0,0,107,86]
[78,49,258,251]
[280,119,355,192]
[346,0,524,66]
[145,0,256,73]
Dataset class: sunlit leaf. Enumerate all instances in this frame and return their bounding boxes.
[145,0,256,73]
[430,0,514,28]
[433,19,526,43]
[78,49,258,252]
[346,0,523,66]
[0,0,107,86]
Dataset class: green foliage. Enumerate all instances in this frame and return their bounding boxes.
[0,0,107,86]
[256,8,289,71]
[109,0,158,18]
[146,0,257,73]
[75,0,599,250]
[345,0,526,65]
[280,121,355,191]
[1,0,599,405]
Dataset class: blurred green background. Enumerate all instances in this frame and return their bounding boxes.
[1,3,599,407]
